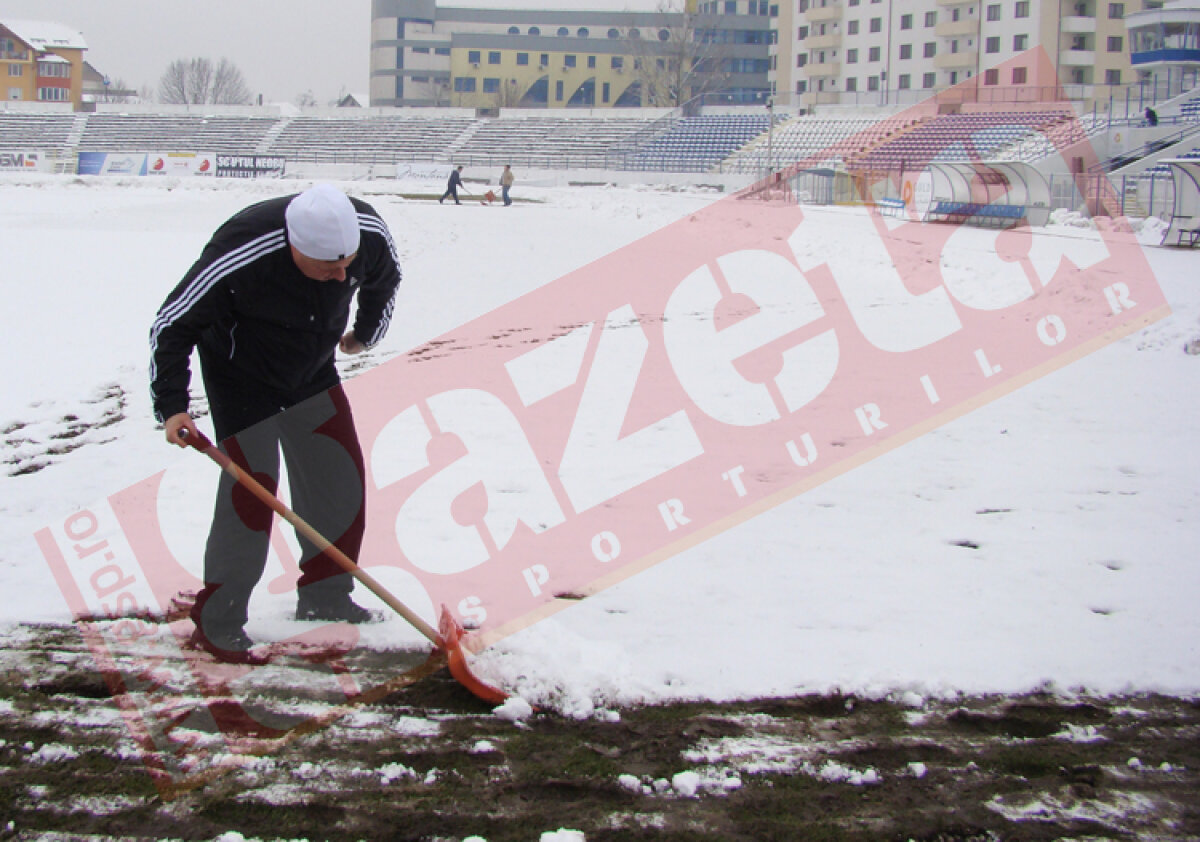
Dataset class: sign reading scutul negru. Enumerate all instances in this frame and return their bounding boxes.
[36,80,1169,794]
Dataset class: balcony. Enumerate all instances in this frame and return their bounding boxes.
[934,50,977,68]
[1060,16,1097,33]
[805,32,843,50]
[805,2,842,23]
[1060,49,1097,66]
[935,19,978,37]
[936,0,974,6]
[804,61,842,77]
[1131,47,1200,66]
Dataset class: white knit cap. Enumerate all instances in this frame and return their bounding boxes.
[285,183,360,260]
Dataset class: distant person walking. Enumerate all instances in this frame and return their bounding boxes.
[1145,107,1159,127]
[500,165,515,206]
[440,165,464,204]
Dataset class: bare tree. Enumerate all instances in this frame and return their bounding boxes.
[210,58,252,105]
[158,57,252,105]
[491,78,525,110]
[629,1,734,112]
[296,89,319,108]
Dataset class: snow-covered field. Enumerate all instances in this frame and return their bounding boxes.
[1,172,1198,721]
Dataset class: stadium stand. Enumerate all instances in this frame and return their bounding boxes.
[268,115,476,163]
[619,113,779,172]
[843,110,1081,172]
[75,114,279,155]
[0,111,77,150]
[0,106,1104,176]
[719,112,917,174]
[453,115,662,169]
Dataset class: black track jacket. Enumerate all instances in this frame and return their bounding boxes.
[149,193,402,427]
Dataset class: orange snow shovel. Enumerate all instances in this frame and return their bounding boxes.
[182,429,510,706]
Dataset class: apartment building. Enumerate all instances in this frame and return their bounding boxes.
[370,0,772,109]
[0,19,87,108]
[773,0,1156,109]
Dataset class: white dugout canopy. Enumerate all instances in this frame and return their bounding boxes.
[1160,159,1200,247]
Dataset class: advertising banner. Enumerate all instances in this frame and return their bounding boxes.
[0,150,47,172]
[215,155,286,178]
[76,152,148,176]
[148,152,215,176]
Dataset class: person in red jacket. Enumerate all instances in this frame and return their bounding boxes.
[150,183,403,663]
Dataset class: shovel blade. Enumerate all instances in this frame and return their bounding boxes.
[437,605,510,706]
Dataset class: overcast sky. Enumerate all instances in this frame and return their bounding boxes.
[2,0,666,105]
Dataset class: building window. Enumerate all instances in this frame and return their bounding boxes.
[8,64,22,76]
[986,3,1001,20]
[924,11,937,26]
[869,46,881,61]
[900,43,912,59]
[412,46,429,54]
[454,78,476,92]
[564,54,577,68]
[846,48,858,63]
[869,17,882,32]
[508,26,520,34]
[555,80,564,100]
[607,28,620,38]
[557,27,569,36]
[612,56,624,69]
[898,74,911,89]
[540,53,550,66]
[1106,68,1121,84]
[483,78,500,93]
[1012,66,1027,84]
[867,75,879,91]
[848,20,859,34]
[579,27,590,37]
[726,1,737,11]
[517,53,529,65]
[529,26,540,35]
[900,13,913,29]
[1108,3,1124,18]
[985,36,1000,53]
[846,77,858,91]
[488,51,501,64]
[1107,36,1123,52]
[924,42,936,57]
[923,71,937,88]
[984,68,999,85]
[588,55,596,68]
[436,47,451,56]
[37,61,71,78]
[468,50,481,64]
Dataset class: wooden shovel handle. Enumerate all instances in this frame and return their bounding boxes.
[182,429,440,645]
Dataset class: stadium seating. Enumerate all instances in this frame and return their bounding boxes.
[76,114,279,154]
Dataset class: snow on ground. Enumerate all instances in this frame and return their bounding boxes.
[0,172,1197,719]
